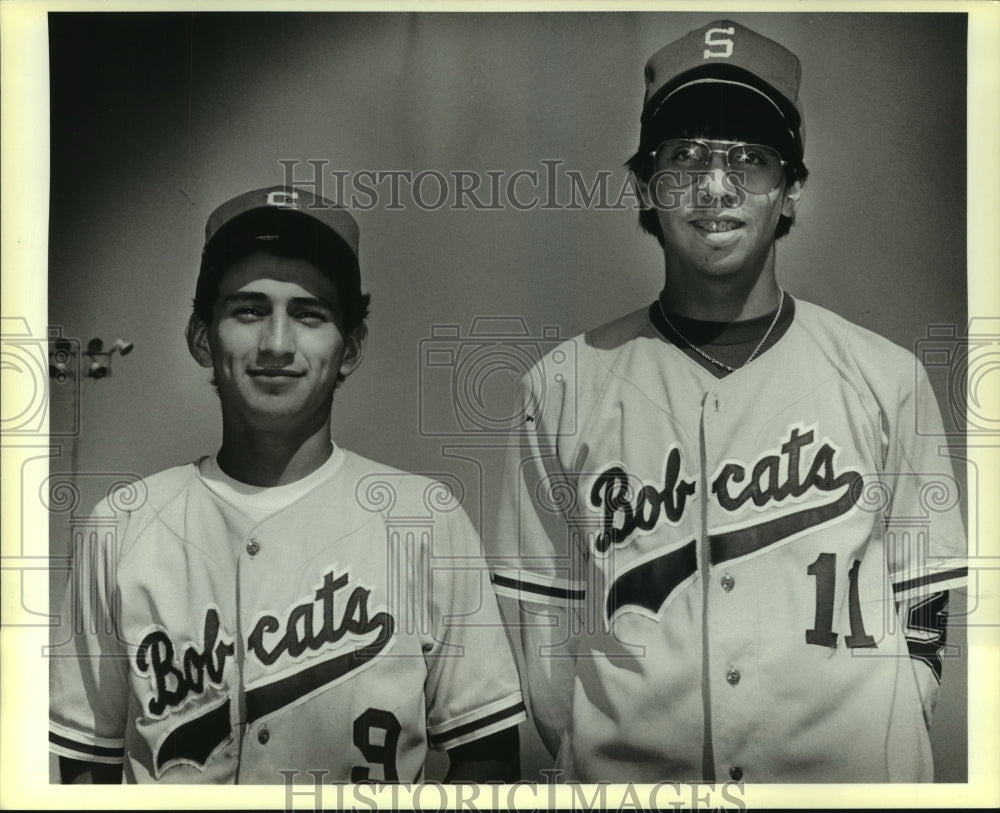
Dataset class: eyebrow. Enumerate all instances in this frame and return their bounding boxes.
[222,291,336,311]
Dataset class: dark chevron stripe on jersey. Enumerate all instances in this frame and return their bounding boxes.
[151,623,395,775]
[246,621,395,723]
[428,699,527,749]
[49,731,125,760]
[606,540,697,620]
[892,567,968,595]
[155,700,231,774]
[709,471,863,565]
[606,479,862,621]
[491,573,586,601]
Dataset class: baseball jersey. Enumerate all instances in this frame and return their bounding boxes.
[49,446,526,783]
[491,297,966,783]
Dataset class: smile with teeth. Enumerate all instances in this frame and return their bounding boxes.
[693,219,743,233]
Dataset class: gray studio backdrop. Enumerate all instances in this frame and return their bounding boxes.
[47,12,968,782]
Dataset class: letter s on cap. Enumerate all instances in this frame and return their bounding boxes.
[703,27,735,59]
[266,190,300,208]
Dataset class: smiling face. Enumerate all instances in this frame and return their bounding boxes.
[186,250,366,436]
[633,84,806,292]
[647,148,804,285]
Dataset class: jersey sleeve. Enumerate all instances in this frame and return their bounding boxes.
[49,500,131,765]
[882,358,967,599]
[422,497,526,752]
[880,356,967,695]
[487,365,586,757]
[490,368,587,607]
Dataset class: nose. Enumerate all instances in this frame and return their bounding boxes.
[694,155,741,208]
[257,313,295,365]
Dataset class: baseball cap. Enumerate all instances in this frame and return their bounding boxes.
[196,186,362,312]
[641,19,805,159]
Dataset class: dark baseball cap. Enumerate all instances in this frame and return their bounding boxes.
[641,19,805,159]
[197,186,362,311]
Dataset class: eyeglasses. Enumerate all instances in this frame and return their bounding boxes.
[650,139,787,195]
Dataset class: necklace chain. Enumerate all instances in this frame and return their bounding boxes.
[656,289,785,373]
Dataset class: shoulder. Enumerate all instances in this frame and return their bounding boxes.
[336,449,467,519]
[582,306,653,351]
[93,462,201,520]
[83,463,202,562]
[513,305,668,437]
[792,299,918,379]
[521,305,654,394]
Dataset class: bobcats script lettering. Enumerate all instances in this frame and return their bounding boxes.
[590,427,861,554]
[591,446,696,553]
[711,426,855,510]
[248,570,392,665]
[136,608,234,716]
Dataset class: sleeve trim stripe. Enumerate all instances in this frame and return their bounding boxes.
[892,567,967,594]
[428,700,526,749]
[434,711,528,753]
[49,731,125,760]
[491,574,585,601]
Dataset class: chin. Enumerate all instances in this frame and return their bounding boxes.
[236,396,306,421]
[694,259,747,279]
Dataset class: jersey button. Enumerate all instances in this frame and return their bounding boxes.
[726,667,741,686]
[730,766,743,781]
[246,539,261,557]
[257,727,270,745]
[720,573,735,592]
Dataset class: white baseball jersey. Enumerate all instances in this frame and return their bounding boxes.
[491,297,966,783]
[50,446,526,783]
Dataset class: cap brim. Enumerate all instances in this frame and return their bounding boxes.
[641,72,801,159]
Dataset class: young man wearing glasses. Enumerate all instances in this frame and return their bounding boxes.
[491,20,966,782]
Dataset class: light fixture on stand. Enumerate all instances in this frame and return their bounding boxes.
[48,334,135,476]
[81,337,135,379]
[111,338,134,356]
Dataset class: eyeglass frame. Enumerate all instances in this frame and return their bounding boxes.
[649,138,789,194]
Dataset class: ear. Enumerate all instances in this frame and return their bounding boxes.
[339,323,368,380]
[781,176,807,218]
[185,313,215,369]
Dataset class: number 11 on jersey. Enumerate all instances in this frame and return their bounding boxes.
[806,553,877,649]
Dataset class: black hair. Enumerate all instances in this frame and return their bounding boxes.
[627,84,809,245]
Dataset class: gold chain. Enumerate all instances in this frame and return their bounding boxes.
[656,289,785,373]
